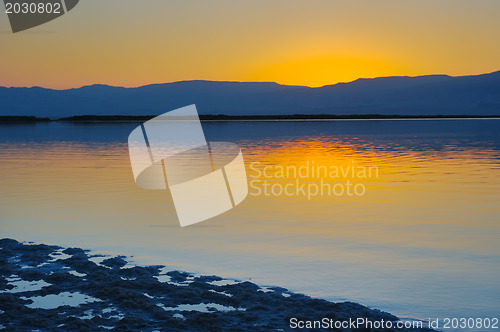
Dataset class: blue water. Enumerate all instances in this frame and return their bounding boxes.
[1,119,499,329]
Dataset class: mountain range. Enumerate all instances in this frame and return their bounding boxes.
[1,71,500,118]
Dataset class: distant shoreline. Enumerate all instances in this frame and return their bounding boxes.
[1,114,500,123]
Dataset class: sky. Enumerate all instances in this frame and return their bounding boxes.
[1,0,499,89]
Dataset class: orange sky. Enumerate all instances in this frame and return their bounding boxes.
[1,0,499,89]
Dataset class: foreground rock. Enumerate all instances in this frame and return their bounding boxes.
[0,239,433,331]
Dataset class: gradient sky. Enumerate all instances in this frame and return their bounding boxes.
[1,0,499,89]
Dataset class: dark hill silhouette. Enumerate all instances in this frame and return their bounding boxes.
[1,71,499,117]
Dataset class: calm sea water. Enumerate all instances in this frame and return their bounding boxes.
[1,119,499,325]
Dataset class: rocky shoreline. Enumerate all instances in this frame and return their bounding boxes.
[0,239,433,331]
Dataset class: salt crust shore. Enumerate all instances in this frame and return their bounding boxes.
[0,239,434,331]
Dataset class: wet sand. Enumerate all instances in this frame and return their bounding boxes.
[0,239,434,331]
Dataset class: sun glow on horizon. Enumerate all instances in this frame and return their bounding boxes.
[1,0,499,89]
[245,55,409,88]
